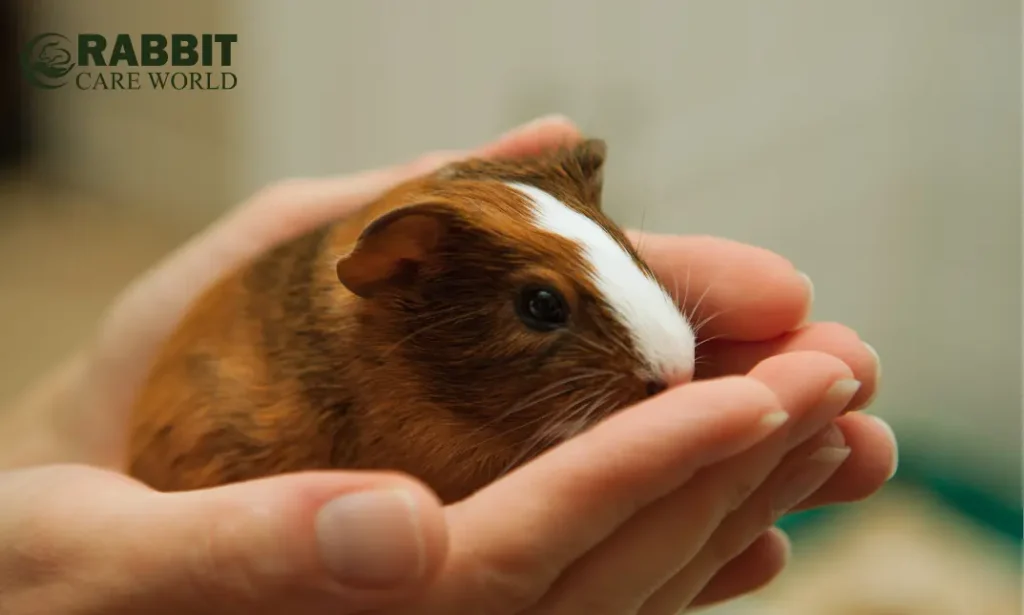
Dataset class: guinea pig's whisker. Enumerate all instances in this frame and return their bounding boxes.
[565,329,615,357]
[379,307,484,360]
[551,387,604,427]
[587,389,618,426]
[496,428,548,477]
[466,370,616,443]
[587,307,631,359]
[635,209,649,255]
[497,387,608,478]
[565,389,617,437]
[591,310,616,344]
[681,266,692,309]
[693,355,719,374]
[610,334,635,361]
[507,374,617,432]
[485,379,591,428]
[694,304,741,336]
[481,372,606,429]
[692,311,723,334]
[686,282,715,324]
[694,333,725,348]
[669,270,681,306]
[505,371,613,415]
[547,376,624,437]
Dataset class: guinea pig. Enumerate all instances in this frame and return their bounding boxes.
[126,138,698,504]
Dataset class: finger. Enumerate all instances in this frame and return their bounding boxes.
[689,528,791,608]
[744,350,857,445]
[475,114,583,158]
[533,352,855,614]
[628,233,812,341]
[698,322,881,411]
[791,412,897,511]
[150,472,451,615]
[418,376,789,613]
[1,466,449,615]
[640,425,850,614]
[71,469,448,615]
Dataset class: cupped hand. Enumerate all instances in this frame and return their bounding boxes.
[630,232,892,514]
[0,351,878,615]
[0,114,895,613]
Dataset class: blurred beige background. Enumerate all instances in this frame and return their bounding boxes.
[1,1,1021,613]
[18,0,1021,497]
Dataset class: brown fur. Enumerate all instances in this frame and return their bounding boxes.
[127,139,680,504]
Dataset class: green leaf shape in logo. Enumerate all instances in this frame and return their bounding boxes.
[21,33,76,89]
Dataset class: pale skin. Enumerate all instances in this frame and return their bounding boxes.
[0,116,895,614]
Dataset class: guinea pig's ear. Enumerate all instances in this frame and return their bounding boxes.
[563,138,607,209]
[335,203,456,298]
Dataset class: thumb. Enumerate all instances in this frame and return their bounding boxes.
[2,466,448,615]
[132,470,449,615]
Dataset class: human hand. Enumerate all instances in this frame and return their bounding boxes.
[0,114,895,613]
[622,232,894,607]
[0,351,877,615]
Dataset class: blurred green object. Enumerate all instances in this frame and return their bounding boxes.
[778,450,1023,557]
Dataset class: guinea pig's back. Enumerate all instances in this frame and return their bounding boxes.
[126,227,346,491]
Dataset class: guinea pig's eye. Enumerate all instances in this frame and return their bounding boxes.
[515,285,570,331]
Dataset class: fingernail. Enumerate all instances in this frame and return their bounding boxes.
[798,271,814,305]
[773,427,851,515]
[315,489,425,588]
[858,342,882,408]
[869,414,899,480]
[788,379,860,446]
[793,272,814,327]
[822,378,862,413]
[759,410,790,431]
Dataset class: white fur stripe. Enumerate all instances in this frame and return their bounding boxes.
[506,182,696,383]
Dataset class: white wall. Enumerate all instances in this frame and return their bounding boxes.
[234,0,1022,500]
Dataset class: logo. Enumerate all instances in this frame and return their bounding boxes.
[20,32,76,89]
[19,32,238,92]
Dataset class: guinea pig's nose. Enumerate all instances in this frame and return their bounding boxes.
[645,379,668,397]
